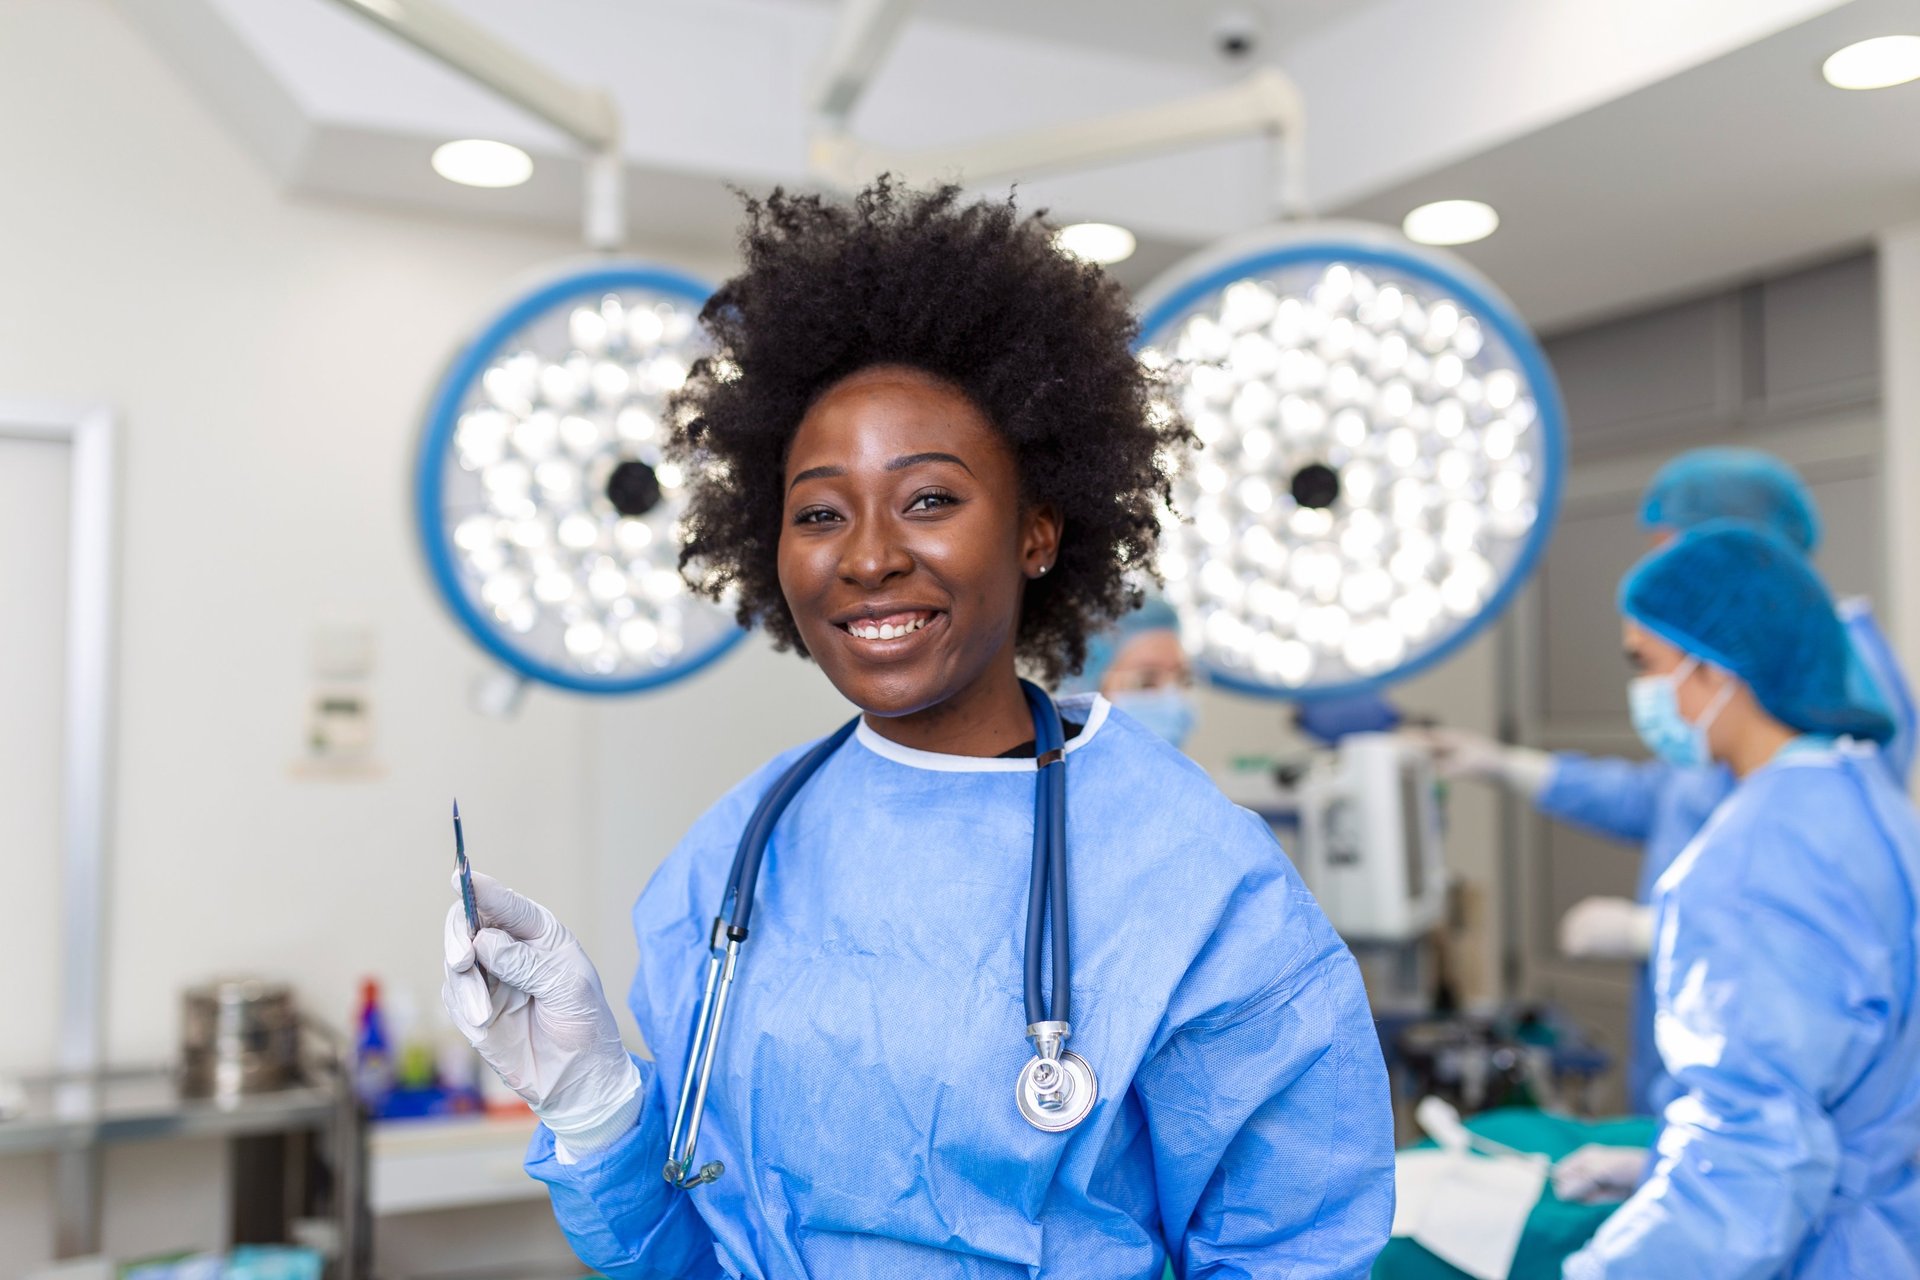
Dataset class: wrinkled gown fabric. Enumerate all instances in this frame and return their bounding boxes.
[1534,604,1915,1115]
[525,695,1395,1279]
[1563,742,1920,1278]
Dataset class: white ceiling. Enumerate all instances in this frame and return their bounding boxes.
[119,0,1918,329]
[782,0,1360,68]
[1339,0,1920,330]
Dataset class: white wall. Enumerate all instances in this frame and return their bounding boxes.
[0,0,737,1268]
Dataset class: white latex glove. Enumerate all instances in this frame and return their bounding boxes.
[1559,896,1655,960]
[1402,727,1554,797]
[1551,1143,1647,1203]
[442,870,642,1152]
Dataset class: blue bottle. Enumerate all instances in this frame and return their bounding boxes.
[353,978,393,1111]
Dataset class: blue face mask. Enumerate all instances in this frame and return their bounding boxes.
[1111,687,1196,750]
[1628,658,1732,768]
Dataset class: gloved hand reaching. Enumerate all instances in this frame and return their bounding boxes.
[1401,727,1554,798]
[1551,1143,1647,1203]
[442,871,642,1153]
[1559,896,1655,960]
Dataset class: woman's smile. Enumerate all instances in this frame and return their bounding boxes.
[833,605,947,650]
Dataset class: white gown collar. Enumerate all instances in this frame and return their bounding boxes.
[853,693,1110,773]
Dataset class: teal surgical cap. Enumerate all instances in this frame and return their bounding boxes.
[1640,447,1820,552]
[1063,595,1181,695]
[1619,521,1891,742]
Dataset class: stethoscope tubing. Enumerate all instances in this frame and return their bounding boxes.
[1021,681,1071,1028]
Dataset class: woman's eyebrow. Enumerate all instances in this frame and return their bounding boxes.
[787,452,972,493]
[788,464,845,491]
[887,451,972,475]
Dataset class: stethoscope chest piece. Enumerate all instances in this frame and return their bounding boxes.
[1016,1020,1097,1133]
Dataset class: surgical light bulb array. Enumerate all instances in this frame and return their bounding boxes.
[419,267,744,693]
[1138,238,1562,697]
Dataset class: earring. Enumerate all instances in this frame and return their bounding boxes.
[1036,563,1051,577]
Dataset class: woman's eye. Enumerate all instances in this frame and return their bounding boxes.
[792,506,840,526]
[907,491,958,513]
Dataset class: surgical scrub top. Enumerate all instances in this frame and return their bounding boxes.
[1535,601,1915,1116]
[1565,741,1920,1279]
[525,693,1395,1279]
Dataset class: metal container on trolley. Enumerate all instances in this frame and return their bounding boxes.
[180,978,301,1100]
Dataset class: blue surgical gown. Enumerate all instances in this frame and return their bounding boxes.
[525,694,1395,1279]
[1535,601,1915,1115]
[1564,741,1920,1279]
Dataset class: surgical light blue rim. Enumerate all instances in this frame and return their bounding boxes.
[414,263,746,695]
[1135,238,1567,703]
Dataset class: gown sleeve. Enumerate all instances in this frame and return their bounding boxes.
[1534,754,1672,846]
[1562,804,1887,1279]
[1136,876,1394,1279]
[523,1057,725,1280]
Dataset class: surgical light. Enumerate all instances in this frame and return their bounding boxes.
[1822,34,1920,90]
[1135,222,1565,699]
[416,264,745,694]
[432,138,535,188]
[1056,222,1138,265]
[1401,200,1499,247]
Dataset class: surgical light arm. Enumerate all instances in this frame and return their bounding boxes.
[806,1,1308,217]
[325,0,627,249]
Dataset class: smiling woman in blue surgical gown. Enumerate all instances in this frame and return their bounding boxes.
[438,181,1393,1280]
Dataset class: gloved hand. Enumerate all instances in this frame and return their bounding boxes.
[1559,896,1655,960]
[442,871,642,1153]
[1402,727,1554,798]
[1551,1143,1647,1203]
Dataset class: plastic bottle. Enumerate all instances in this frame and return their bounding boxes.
[353,978,393,1111]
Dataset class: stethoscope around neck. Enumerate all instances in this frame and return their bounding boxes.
[663,680,1097,1189]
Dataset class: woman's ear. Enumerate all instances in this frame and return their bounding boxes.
[1022,504,1063,579]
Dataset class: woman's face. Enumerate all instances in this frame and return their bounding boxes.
[779,366,1060,720]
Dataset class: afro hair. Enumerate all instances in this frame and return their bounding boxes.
[666,178,1190,686]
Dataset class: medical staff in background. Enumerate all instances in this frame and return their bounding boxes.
[438,181,1393,1279]
[1559,522,1920,1278]
[1061,595,1197,751]
[1416,447,1915,1115]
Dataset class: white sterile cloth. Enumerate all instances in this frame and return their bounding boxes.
[1391,1148,1548,1280]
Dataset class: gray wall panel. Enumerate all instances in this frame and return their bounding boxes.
[1761,253,1879,412]
[1546,295,1741,449]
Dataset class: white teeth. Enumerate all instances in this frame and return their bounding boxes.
[846,615,931,640]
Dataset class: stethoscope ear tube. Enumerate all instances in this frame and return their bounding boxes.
[666,719,857,1187]
[726,720,860,934]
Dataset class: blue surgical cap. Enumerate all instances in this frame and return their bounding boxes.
[1063,595,1181,695]
[1619,522,1890,742]
[1641,447,1820,552]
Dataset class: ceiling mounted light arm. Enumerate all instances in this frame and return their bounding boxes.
[811,65,1306,201]
[810,0,920,125]
[804,0,1304,208]
[326,0,626,250]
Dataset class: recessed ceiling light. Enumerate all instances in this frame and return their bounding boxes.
[431,139,534,189]
[1056,222,1137,265]
[1822,35,1920,90]
[1402,199,1499,247]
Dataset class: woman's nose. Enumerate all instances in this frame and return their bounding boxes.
[838,515,913,587]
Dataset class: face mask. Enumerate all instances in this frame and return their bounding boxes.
[1628,658,1733,767]
[1111,686,1196,750]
